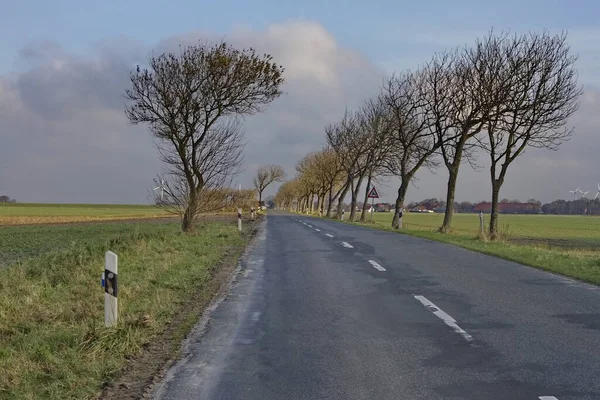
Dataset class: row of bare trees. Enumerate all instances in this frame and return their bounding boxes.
[276,30,581,239]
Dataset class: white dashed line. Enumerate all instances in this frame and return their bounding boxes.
[341,242,354,248]
[307,225,313,228]
[539,397,558,400]
[368,260,386,271]
[413,295,474,342]
[325,234,334,238]
[315,229,321,232]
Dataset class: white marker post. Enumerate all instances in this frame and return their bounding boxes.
[104,251,118,327]
[479,211,485,237]
[341,209,345,221]
[251,207,255,220]
[238,208,242,232]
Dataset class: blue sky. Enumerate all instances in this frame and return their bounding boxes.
[2,0,600,203]
[2,0,598,74]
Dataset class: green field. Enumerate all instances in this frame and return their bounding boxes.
[0,221,177,267]
[319,211,600,285]
[0,215,253,399]
[371,212,600,246]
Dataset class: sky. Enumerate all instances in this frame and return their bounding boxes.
[1,0,600,204]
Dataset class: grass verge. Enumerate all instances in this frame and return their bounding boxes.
[297,212,600,286]
[0,218,256,399]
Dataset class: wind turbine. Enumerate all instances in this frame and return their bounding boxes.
[595,183,600,200]
[579,188,590,199]
[569,187,580,201]
[153,179,167,202]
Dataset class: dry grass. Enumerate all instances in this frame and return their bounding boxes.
[0,215,172,226]
[0,220,251,399]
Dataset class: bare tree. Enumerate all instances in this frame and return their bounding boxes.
[428,39,506,233]
[326,109,372,219]
[316,148,345,217]
[150,118,246,217]
[295,153,320,213]
[253,164,285,203]
[355,96,395,222]
[275,179,300,209]
[125,41,284,232]
[382,70,440,229]
[480,31,581,238]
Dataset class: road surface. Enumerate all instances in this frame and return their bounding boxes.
[154,212,600,400]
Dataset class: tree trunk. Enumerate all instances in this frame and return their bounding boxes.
[440,167,459,233]
[181,191,199,232]
[360,175,373,222]
[317,194,322,216]
[258,190,262,203]
[489,182,501,239]
[319,193,325,216]
[349,175,364,221]
[391,180,409,229]
[309,193,315,214]
[326,186,335,217]
[336,179,351,219]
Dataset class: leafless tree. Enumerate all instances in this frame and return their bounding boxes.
[253,164,285,203]
[382,70,440,229]
[326,110,371,219]
[125,41,284,232]
[316,147,345,217]
[150,118,246,217]
[356,96,396,222]
[427,39,506,233]
[295,153,320,213]
[479,31,581,238]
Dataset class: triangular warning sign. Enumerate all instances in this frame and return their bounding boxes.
[367,186,379,198]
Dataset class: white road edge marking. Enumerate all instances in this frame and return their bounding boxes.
[413,295,474,342]
[325,234,334,238]
[341,242,354,248]
[315,229,321,232]
[368,260,386,271]
[539,397,558,400]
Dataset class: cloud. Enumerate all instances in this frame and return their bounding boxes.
[0,20,384,203]
[1,20,598,205]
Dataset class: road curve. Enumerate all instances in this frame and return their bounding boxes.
[153,212,600,400]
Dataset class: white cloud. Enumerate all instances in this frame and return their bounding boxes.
[0,20,384,203]
[1,20,598,205]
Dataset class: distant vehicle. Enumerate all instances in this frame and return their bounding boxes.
[410,207,434,213]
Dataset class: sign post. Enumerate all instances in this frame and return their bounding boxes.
[104,251,118,327]
[238,208,242,232]
[367,186,380,223]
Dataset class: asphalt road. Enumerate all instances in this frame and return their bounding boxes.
[154,212,600,400]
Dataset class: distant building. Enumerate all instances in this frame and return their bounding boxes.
[374,203,392,212]
[474,202,540,214]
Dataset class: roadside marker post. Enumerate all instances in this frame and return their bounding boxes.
[479,211,485,237]
[367,186,380,223]
[238,208,242,232]
[104,251,118,327]
[341,209,345,221]
[251,207,255,220]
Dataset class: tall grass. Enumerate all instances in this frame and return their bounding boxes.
[0,221,248,399]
